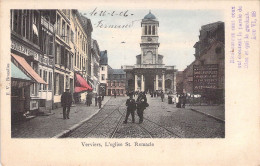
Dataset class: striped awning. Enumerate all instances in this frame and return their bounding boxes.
[11,53,47,84]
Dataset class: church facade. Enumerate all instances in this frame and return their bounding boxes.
[123,11,177,93]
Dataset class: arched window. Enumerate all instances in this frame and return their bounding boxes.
[152,25,155,35]
[148,25,151,35]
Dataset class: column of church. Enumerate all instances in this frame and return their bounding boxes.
[135,74,138,91]
[162,73,165,92]
[155,74,159,90]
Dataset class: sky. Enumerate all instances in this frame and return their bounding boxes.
[80,8,224,71]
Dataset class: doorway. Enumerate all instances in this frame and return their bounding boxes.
[145,74,154,92]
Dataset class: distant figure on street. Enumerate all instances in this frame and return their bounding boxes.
[161,91,165,102]
[95,93,98,106]
[182,94,186,108]
[176,95,181,108]
[136,92,148,124]
[154,91,156,97]
[98,95,102,109]
[123,92,136,124]
[61,88,72,119]
[114,92,117,98]
[102,92,104,101]
[86,93,92,106]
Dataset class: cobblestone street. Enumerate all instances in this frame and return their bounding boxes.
[65,95,225,138]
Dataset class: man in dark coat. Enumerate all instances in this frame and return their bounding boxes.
[136,92,148,124]
[61,88,72,119]
[161,91,165,102]
[123,93,136,124]
[98,95,102,109]
[95,93,98,106]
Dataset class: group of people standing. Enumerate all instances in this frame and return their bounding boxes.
[124,91,149,124]
[175,94,187,108]
[61,89,104,120]
[86,92,104,109]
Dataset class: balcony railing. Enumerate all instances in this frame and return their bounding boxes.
[134,64,165,68]
[41,17,54,33]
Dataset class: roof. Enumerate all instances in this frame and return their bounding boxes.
[11,54,47,84]
[100,50,108,65]
[144,11,156,20]
[108,69,125,75]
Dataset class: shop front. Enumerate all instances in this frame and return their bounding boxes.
[11,54,47,121]
[74,73,93,103]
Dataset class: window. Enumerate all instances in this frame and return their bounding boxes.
[152,25,155,35]
[32,11,39,45]
[66,75,69,89]
[49,36,54,56]
[48,72,52,90]
[43,71,47,90]
[145,25,147,35]
[39,69,42,90]
[55,44,61,64]
[56,15,60,35]
[59,74,64,94]
[148,25,151,35]
[54,73,59,95]
[75,28,77,43]
[71,30,74,43]
[62,21,65,40]
[102,74,105,80]
[101,66,104,71]
[22,10,27,37]
[66,25,70,43]
[61,46,65,66]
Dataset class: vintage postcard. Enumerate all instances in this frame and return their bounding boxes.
[1,0,259,165]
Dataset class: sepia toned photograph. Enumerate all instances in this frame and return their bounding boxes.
[10,9,225,138]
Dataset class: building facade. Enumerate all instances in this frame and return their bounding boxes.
[10,10,49,118]
[70,10,92,103]
[53,10,74,108]
[123,11,176,93]
[107,69,126,96]
[99,50,108,95]
[182,21,225,103]
[91,39,101,94]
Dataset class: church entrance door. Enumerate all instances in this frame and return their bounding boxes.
[145,74,154,92]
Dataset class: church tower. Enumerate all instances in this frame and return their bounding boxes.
[123,11,176,93]
[138,11,163,65]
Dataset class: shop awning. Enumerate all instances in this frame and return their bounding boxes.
[11,62,31,81]
[75,73,93,93]
[11,53,47,84]
[11,62,33,88]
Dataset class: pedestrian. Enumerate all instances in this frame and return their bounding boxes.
[61,88,72,119]
[136,92,148,124]
[123,92,136,124]
[95,93,98,106]
[98,95,102,109]
[154,91,156,97]
[176,95,181,108]
[102,92,104,101]
[114,92,116,98]
[182,94,186,108]
[161,91,165,102]
[88,93,92,106]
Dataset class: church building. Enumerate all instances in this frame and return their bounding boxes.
[123,11,177,93]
